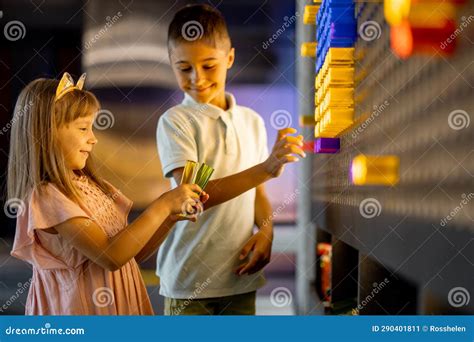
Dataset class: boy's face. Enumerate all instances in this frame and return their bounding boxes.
[169,41,234,108]
[57,113,98,171]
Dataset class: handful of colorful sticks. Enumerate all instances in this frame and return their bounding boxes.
[180,160,214,190]
[179,160,214,217]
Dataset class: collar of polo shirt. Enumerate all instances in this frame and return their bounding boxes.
[182,92,236,119]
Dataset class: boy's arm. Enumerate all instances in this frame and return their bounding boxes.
[171,128,305,209]
[172,162,270,209]
[233,184,274,276]
[254,184,273,237]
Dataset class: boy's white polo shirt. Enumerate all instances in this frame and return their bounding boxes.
[156,92,269,299]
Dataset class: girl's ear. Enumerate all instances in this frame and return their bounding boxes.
[227,48,235,69]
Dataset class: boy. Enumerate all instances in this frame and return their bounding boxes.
[155,4,305,315]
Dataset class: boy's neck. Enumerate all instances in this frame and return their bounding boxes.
[209,92,228,111]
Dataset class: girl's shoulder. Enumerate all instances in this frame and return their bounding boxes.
[28,181,91,224]
[29,181,71,207]
[11,182,91,269]
[33,180,64,195]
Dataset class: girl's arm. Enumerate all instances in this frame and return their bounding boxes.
[134,216,175,264]
[53,184,201,271]
[135,192,209,263]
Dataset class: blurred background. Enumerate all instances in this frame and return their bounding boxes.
[0,0,473,316]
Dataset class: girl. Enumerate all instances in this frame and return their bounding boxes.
[7,73,207,315]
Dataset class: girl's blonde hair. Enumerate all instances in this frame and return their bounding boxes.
[7,77,111,205]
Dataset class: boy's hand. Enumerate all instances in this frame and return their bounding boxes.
[234,230,273,276]
[263,128,306,178]
[200,191,210,204]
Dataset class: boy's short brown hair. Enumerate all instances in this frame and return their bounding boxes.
[168,4,231,51]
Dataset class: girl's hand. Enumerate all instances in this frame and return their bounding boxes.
[169,191,209,222]
[170,213,199,222]
[263,128,306,178]
[160,184,202,216]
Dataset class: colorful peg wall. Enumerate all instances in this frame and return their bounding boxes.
[301,1,474,227]
[297,0,473,316]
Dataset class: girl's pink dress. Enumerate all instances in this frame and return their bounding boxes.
[11,176,154,315]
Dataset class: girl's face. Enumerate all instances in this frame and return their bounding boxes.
[57,113,98,172]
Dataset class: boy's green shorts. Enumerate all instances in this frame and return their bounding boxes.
[164,291,256,315]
